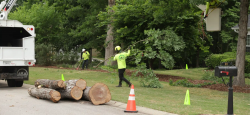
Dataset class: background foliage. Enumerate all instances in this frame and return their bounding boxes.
[4,0,248,71]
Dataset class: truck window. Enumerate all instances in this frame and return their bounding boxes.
[0,27,31,47]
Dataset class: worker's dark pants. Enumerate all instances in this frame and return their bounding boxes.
[82,59,88,69]
[118,69,131,86]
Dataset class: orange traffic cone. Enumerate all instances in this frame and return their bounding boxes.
[124,85,138,113]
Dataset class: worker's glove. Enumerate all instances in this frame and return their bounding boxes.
[204,15,208,19]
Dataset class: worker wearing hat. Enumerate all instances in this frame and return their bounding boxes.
[113,46,132,87]
[82,48,90,70]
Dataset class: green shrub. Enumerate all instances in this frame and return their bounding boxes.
[35,44,54,66]
[35,44,80,66]
[245,73,250,79]
[205,54,227,69]
[169,79,216,87]
[52,51,79,65]
[133,63,162,88]
[205,52,250,73]
[202,70,229,84]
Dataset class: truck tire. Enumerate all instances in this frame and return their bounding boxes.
[7,79,16,87]
[15,80,23,87]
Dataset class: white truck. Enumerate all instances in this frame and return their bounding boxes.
[0,0,36,87]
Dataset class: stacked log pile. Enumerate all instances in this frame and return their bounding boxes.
[28,79,111,105]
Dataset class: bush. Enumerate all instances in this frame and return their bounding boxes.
[52,51,79,65]
[205,52,250,73]
[35,44,54,66]
[202,70,229,84]
[133,63,162,88]
[169,79,215,87]
[205,52,235,69]
[245,73,250,79]
[35,44,80,66]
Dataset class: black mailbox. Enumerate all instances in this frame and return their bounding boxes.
[215,66,237,77]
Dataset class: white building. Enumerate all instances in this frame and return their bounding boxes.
[231,14,250,52]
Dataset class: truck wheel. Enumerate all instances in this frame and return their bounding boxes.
[15,80,23,87]
[7,79,16,87]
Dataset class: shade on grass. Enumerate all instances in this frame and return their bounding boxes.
[26,67,250,115]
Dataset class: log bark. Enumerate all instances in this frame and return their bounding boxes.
[28,87,61,103]
[35,79,65,89]
[64,79,86,90]
[58,86,83,100]
[82,83,111,105]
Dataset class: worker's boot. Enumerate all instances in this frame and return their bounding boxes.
[116,82,122,87]
[128,83,132,87]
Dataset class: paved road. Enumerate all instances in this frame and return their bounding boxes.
[0,81,177,115]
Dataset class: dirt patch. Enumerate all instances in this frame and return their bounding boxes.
[124,69,250,93]
[202,84,250,93]
[32,66,250,93]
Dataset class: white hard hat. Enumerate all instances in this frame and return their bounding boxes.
[82,49,85,52]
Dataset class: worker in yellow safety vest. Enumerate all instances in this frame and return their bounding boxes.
[114,46,132,87]
[82,49,90,70]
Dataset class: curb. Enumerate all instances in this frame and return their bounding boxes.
[106,100,178,115]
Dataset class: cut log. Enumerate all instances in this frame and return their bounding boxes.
[57,79,86,100]
[35,79,65,89]
[64,79,87,90]
[58,86,83,100]
[28,87,61,103]
[82,83,111,105]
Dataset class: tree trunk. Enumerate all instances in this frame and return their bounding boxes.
[28,87,61,103]
[234,0,249,86]
[105,0,115,66]
[82,83,111,105]
[158,59,162,69]
[35,79,65,89]
[64,79,87,90]
[196,47,200,67]
[149,58,155,69]
[89,48,92,64]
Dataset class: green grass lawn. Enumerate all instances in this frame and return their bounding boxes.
[26,67,250,115]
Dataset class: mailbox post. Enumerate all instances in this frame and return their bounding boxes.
[214,64,237,115]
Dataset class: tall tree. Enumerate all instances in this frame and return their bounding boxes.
[98,0,211,69]
[104,0,115,65]
[234,0,249,86]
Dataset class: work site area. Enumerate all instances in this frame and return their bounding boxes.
[0,0,250,115]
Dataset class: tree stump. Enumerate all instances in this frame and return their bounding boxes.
[28,87,61,103]
[82,83,111,105]
[35,79,65,89]
[64,79,87,90]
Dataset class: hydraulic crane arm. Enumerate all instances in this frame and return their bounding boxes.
[0,0,18,20]
[5,0,17,14]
